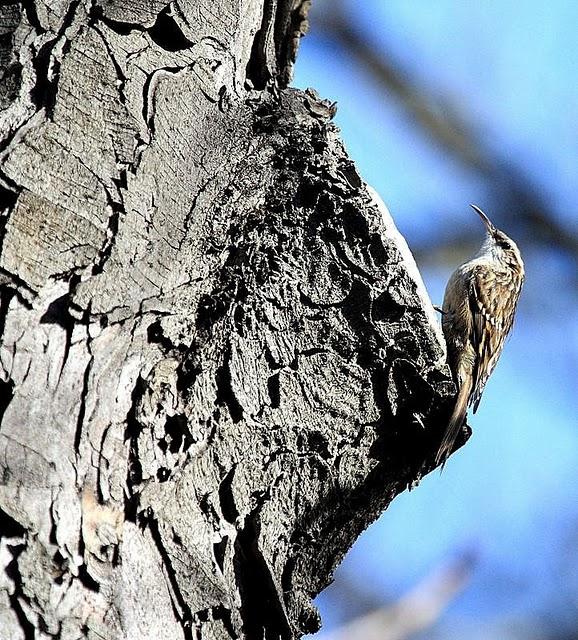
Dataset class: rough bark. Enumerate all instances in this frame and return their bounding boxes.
[0,1,457,639]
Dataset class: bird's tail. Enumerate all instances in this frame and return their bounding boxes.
[435,375,472,468]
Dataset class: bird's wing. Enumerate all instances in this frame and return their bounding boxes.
[469,265,512,412]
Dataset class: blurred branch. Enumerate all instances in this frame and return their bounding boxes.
[314,8,578,260]
[322,555,475,640]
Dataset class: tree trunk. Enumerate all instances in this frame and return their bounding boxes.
[0,1,457,638]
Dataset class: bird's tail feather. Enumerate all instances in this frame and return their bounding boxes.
[435,375,472,469]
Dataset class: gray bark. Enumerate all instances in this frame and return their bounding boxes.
[0,1,457,639]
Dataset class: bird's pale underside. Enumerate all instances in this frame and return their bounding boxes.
[436,205,525,467]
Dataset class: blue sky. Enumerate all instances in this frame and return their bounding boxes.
[294,1,578,636]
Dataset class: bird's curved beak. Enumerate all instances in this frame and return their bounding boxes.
[470,204,495,233]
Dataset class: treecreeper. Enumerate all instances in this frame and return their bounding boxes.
[437,204,525,466]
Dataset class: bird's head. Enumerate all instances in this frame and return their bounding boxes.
[471,204,524,274]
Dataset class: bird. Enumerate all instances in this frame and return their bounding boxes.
[435,204,525,467]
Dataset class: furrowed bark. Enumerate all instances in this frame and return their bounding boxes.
[0,1,457,639]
